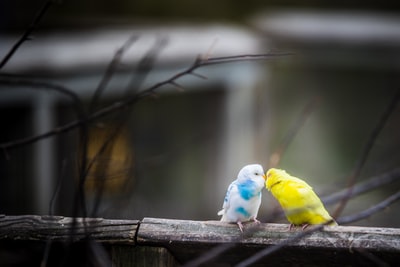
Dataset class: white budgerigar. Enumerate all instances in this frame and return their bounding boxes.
[218,164,266,232]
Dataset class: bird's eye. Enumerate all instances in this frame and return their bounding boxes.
[254,172,259,175]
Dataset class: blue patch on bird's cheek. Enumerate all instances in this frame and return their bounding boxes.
[236,207,250,218]
[238,180,257,200]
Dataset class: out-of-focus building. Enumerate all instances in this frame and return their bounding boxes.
[1,7,400,228]
[0,25,268,219]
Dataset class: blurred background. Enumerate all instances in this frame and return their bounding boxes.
[0,0,400,227]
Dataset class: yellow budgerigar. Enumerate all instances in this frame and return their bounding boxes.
[265,168,337,229]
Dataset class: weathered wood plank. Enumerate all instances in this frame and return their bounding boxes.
[1,215,400,266]
[137,217,400,266]
[0,215,138,244]
[137,217,400,249]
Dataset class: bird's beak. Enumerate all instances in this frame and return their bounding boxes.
[262,173,267,180]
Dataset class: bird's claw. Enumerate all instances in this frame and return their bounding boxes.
[237,221,244,232]
[288,223,310,231]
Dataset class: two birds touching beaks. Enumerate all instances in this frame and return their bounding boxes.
[218,164,338,232]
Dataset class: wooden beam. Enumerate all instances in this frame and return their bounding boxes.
[138,217,400,266]
[137,217,400,249]
[1,215,400,266]
[0,215,138,244]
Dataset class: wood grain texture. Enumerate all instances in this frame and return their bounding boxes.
[138,217,400,249]
[0,215,138,244]
[138,217,400,266]
[1,215,400,266]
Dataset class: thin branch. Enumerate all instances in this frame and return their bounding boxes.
[89,35,139,112]
[353,248,391,267]
[337,190,400,225]
[189,71,208,80]
[86,123,129,218]
[0,76,81,105]
[40,239,53,267]
[169,81,185,92]
[0,0,54,69]
[202,52,295,66]
[0,77,86,154]
[235,223,330,267]
[268,168,400,221]
[0,52,291,150]
[269,96,321,168]
[201,38,219,61]
[88,38,168,217]
[183,243,236,267]
[333,89,400,218]
[183,223,265,267]
[322,168,400,206]
[0,76,86,152]
[124,36,168,96]
[48,159,68,216]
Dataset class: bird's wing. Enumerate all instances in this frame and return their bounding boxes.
[286,178,325,210]
[277,178,315,208]
[293,182,335,224]
[289,176,314,190]
[218,181,238,215]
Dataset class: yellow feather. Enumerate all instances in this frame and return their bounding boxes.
[266,168,337,226]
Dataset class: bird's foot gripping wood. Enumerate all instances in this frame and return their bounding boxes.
[251,217,261,225]
[288,223,310,231]
[237,221,244,232]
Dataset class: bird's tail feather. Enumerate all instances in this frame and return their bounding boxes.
[218,209,227,221]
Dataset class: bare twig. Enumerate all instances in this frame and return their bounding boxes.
[202,52,294,66]
[87,37,167,217]
[183,223,265,267]
[333,89,400,218]
[49,159,68,216]
[353,248,391,267]
[183,243,236,267]
[322,168,400,206]
[0,76,81,105]
[86,124,128,218]
[0,0,54,69]
[85,35,142,217]
[337,190,400,225]
[235,222,330,267]
[269,96,321,168]
[124,36,168,96]
[40,239,53,267]
[0,76,85,154]
[0,53,291,150]
[268,168,400,221]
[169,81,185,91]
[201,38,219,60]
[89,35,139,112]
